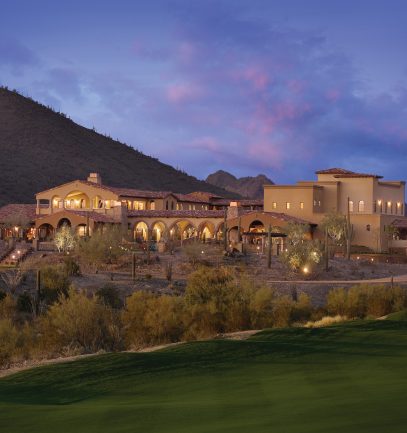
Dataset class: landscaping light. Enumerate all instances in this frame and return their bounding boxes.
[201,250,204,254]
[17,250,21,254]
[371,258,374,262]
[303,266,309,274]
[357,256,360,260]
[11,255,16,259]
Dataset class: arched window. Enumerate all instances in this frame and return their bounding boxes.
[358,200,365,212]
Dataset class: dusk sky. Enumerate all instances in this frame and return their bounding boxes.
[1,0,407,183]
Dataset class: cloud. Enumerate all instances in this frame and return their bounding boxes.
[0,38,39,74]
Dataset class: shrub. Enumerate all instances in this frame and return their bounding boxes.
[41,288,122,354]
[40,265,70,305]
[0,319,21,367]
[327,285,407,319]
[249,287,275,329]
[16,292,34,314]
[63,257,81,276]
[305,315,348,328]
[96,285,123,309]
[123,292,184,348]
[0,294,17,321]
[272,296,295,328]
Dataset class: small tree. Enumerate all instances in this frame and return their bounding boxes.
[320,212,347,269]
[54,225,76,253]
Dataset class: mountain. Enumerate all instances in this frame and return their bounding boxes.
[0,87,235,207]
[206,170,274,199]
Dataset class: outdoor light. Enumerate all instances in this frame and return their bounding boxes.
[371,258,374,262]
[303,266,309,274]
[378,200,382,205]
[17,250,21,254]
[357,256,360,260]
[11,255,16,259]
[201,250,204,254]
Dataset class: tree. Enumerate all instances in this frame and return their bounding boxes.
[54,225,76,253]
[320,212,347,270]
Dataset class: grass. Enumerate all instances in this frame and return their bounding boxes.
[1,317,407,433]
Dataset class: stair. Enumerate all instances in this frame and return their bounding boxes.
[0,244,32,266]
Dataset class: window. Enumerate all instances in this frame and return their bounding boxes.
[150,200,155,210]
[272,202,277,209]
[318,200,321,207]
[349,201,354,212]
[171,201,174,210]
[300,202,304,210]
[377,200,382,213]
[387,201,392,213]
[133,201,145,210]
[358,200,365,212]
[397,202,402,214]
[313,199,317,206]
[366,224,371,231]
[373,200,377,213]
[286,202,291,210]
[165,201,169,210]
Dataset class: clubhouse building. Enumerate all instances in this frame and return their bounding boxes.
[0,168,406,254]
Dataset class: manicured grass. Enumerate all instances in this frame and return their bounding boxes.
[1,317,407,433]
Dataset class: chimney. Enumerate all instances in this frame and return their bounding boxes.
[87,173,102,185]
[227,201,242,220]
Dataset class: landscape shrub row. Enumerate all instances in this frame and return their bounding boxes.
[0,265,406,368]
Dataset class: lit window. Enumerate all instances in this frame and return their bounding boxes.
[397,202,401,214]
[349,201,354,212]
[272,202,277,209]
[150,200,155,210]
[286,202,291,210]
[377,200,382,213]
[387,201,392,213]
[313,200,317,207]
[318,200,321,207]
[300,202,304,210]
[358,200,365,212]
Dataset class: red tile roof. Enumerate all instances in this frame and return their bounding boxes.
[391,218,407,229]
[128,210,225,219]
[316,168,382,179]
[109,187,173,199]
[0,204,36,223]
[35,210,117,223]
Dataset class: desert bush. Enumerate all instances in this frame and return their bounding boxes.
[40,265,70,305]
[123,292,184,348]
[249,287,275,328]
[96,285,123,309]
[63,257,81,276]
[327,285,407,318]
[16,292,34,314]
[41,288,122,354]
[77,226,125,269]
[0,319,34,368]
[305,315,348,328]
[291,293,312,323]
[272,296,295,327]
[0,294,17,321]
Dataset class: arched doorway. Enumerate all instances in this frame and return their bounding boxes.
[248,220,265,245]
[169,220,197,242]
[134,221,148,243]
[57,218,72,229]
[151,221,166,242]
[76,224,89,237]
[38,223,54,241]
[198,221,215,242]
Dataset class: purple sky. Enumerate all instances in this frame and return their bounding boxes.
[1,0,407,183]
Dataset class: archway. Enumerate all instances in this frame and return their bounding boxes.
[134,221,148,243]
[151,221,166,242]
[169,220,197,242]
[51,195,63,211]
[93,195,104,209]
[37,223,54,241]
[64,191,90,209]
[198,221,215,242]
[57,218,72,229]
[247,220,266,245]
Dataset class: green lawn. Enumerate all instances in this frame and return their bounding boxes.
[1,316,407,433]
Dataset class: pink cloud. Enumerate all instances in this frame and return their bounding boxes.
[190,136,221,152]
[166,82,204,103]
[232,65,270,91]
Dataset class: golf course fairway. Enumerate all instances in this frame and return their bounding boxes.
[1,315,407,433]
